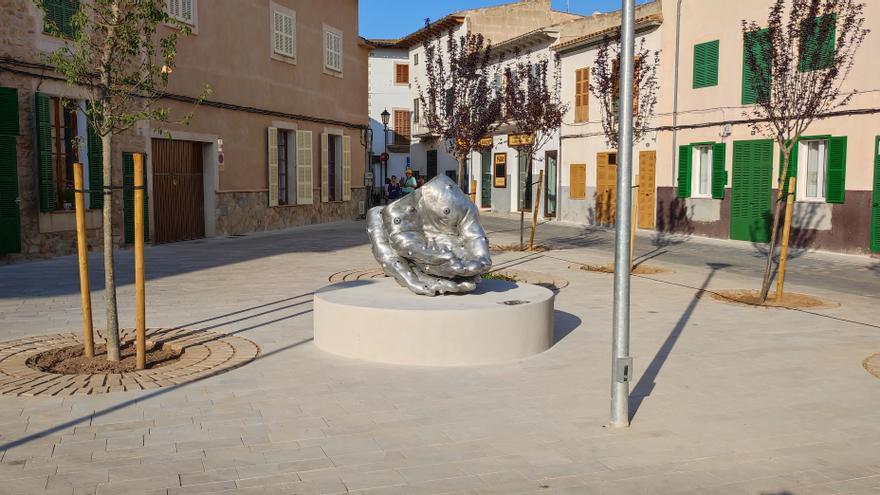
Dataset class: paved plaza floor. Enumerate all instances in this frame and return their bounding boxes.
[0,216,878,494]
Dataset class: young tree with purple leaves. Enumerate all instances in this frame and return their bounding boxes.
[417,25,503,189]
[742,0,868,303]
[502,53,567,222]
[591,36,659,149]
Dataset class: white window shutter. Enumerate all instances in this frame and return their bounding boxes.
[320,133,329,203]
[182,0,193,22]
[267,127,279,207]
[342,135,351,201]
[296,130,313,205]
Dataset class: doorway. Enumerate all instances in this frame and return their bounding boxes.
[481,150,492,208]
[152,139,205,243]
[596,151,618,225]
[730,139,773,243]
[638,150,656,229]
[427,150,437,180]
[544,150,557,217]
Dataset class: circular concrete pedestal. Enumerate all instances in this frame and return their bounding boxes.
[314,278,554,366]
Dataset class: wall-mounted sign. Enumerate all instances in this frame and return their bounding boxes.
[477,136,493,148]
[493,153,507,188]
[508,133,534,147]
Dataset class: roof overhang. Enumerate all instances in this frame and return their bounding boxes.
[491,28,559,57]
[551,14,663,54]
[394,15,466,49]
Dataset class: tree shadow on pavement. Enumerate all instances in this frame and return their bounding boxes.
[628,262,730,422]
[0,295,318,452]
[0,222,370,299]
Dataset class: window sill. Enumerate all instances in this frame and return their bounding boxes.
[271,53,297,66]
[323,67,343,79]
[796,198,826,204]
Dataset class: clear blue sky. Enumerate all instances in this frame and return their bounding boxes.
[359,0,652,39]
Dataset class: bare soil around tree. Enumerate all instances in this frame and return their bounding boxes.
[709,289,838,309]
[27,341,182,375]
[579,263,668,275]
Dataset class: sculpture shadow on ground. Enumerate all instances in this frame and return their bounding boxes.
[628,262,730,423]
[553,310,581,344]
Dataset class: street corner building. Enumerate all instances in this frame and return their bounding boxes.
[0,0,370,263]
[366,0,880,256]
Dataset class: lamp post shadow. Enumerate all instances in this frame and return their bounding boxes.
[628,262,730,422]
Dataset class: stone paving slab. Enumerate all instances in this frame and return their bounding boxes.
[0,219,878,494]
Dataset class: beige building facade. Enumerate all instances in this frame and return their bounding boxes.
[0,0,369,262]
[655,0,880,254]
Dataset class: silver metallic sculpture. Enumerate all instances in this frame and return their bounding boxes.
[367,175,492,296]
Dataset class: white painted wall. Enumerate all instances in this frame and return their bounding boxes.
[556,25,661,225]
[368,47,412,186]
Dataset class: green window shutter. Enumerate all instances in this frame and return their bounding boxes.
[0,135,21,254]
[742,29,771,104]
[0,87,20,136]
[34,92,54,212]
[711,142,727,199]
[871,138,880,253]
[87,123,103,209]
[799,14,836,72]
[42,0,79,37]
[826,136,847,203]
[123,152,149,244]
[693,40,719,88]
[677,145,692,198]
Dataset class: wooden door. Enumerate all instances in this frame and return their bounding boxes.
[596,152,617,225]
[638,150,656,229]
[730,139,772,242]
[871,136,880,253]
[152,139,204,244]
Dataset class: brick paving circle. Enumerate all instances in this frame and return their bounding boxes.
[0,328,260,397]
[864,353,880,381]
[328,266,568,291]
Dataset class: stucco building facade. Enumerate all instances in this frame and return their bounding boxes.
[0,0,369,262]
[653,0,880,254]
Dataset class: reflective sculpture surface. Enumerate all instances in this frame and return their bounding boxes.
[367,175,492,296]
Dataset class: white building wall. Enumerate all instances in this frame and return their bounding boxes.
[368,47,412,186]
[556,25,661,226]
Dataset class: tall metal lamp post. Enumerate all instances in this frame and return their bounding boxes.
[610,0,636,428]
[380,109,390,181]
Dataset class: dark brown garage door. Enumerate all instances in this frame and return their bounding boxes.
[151,139,205,244]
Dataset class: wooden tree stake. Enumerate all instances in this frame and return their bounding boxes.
[528,170,544,251]
[775,176,796,304]
[134,153,146,370]
[73,163,95,358]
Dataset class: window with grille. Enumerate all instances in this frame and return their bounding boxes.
[394,110,411,145]
[273,10,295,58]
[395,64,409,84]
[413,98,419,123]
[324,28,343,72]
[42,0,79,38]
[166,0,195,25]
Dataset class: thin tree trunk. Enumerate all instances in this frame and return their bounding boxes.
[758,149,791,303]
[102,132,120,361]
